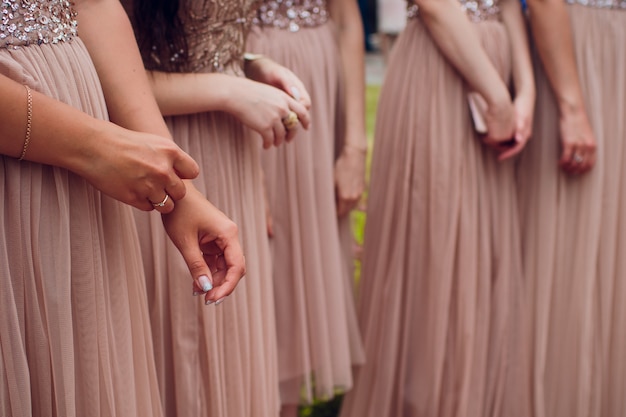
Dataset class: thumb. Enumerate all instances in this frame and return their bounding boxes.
[174,150,200,180]
[178,242,214,293]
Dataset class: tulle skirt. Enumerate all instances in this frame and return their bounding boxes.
[0,39,162,417]
[516,6,626,417]
[246,23,365,405]
[134,107,281,416]
[340,17,529,417]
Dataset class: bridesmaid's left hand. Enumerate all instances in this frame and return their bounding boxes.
[334,141,367,218]
[494,92,535,161]
[161,184,246,305]
[244,56,312,110]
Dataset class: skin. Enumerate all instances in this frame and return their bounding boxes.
[0,0,246,303]
[147,60,311,149]
[497,0,536,161]
[416,0,518,146]
[526,0,596,175]
[330,0,368,217]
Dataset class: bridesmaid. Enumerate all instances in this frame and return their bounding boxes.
[338,0,535,415]
[124,0,311,416]
[518,0,625,415]
[0,0,245,415]
[246,0,367,414]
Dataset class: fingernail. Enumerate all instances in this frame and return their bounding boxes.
[193,291,202,296]
[198,275,213,293]
[205,299,215,306]
[215,297,227,306]
[290,86,301,101]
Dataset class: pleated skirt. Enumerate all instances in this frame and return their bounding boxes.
[516,6,626,417]
[133,105,281,416]
[339,17,529,417]
[0,39,163,417]
[245,23,365,405]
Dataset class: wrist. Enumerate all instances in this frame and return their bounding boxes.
[484,83,511,110]
[557,93,586,119]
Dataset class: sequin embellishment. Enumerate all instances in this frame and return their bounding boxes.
[1,0,76,49]
[255,0,328,32]
[407,0,500,23]
[566,0,626,9]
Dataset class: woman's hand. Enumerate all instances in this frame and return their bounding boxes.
[76,122,199,213]
[481,93,516,151]
[227,77,310,148]
[494,92,534,161]
[334,143,367,217]
[244,56,312,109]
[558,108,596,175]
[161,185,246,305]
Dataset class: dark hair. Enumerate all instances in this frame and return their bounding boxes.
[130,0,188,70]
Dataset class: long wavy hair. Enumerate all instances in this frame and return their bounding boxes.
[129,0,188,70]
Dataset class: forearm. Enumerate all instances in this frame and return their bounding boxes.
[417,0,510,106]
[526,0,585,116]
[147,71,237,117]
[331,0,367,150]
[74,0,170,138]
[0,74,111,170]
[500,0,535,98]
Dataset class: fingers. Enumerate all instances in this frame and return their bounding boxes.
[176,239,216,301]
[148,192,175,214]
[272,116,288,147]
[560,142,596,175]
[207,241,246,303]
[289,99,310,130]
[288,84,311,110]
[497,138,524,161]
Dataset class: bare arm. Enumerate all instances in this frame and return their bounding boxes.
[526,0,596,174]
[497,0,535,159]
[74,0,246,300]
[416,0,515,142]
[330,0,367,152]
[329,0,367,216]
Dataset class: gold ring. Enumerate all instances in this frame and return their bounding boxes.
[151,194,169,208]
[282,111,299,130]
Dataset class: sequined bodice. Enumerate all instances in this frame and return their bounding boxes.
[146,0,258,73]
[254,0,328,32]
[565,0,626,9]
[407,0,500,22]
[0,0,76,49]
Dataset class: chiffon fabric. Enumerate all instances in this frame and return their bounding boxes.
[516,5,626,417]
[246,19,365,405]
[134,110,280,417]
[128,0,281,415]
[0,39,163,417]
[339,15,529,417]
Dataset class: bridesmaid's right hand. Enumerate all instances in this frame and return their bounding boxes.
[558,108,596,175]
[481,94,516,150]
[227,78,310,149]
[74,122,199,213]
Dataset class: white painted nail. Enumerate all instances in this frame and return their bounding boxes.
[198,275,213,293]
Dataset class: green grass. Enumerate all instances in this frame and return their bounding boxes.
[298,84,380,417]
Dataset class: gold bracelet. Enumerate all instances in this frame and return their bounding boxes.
[18,85,32,161]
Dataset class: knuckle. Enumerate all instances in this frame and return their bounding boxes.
[187,259,206,275]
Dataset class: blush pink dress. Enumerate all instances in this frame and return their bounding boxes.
[339,2,529,416]
[246,0,365,405]
[0,1,163,416]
